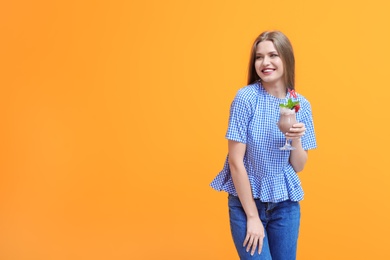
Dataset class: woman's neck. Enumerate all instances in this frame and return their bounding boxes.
[262,82,287,99]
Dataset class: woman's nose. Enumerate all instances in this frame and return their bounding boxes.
[263,56,270,65]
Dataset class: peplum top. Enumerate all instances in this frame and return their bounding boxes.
[210,83,317,202]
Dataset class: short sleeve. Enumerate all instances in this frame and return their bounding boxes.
[225,93,253,144]
[299,101,317,150]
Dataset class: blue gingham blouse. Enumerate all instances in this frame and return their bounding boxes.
[210,82,317,202]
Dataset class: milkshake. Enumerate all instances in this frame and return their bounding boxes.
[278,89,300,150]
[278,107,297,134]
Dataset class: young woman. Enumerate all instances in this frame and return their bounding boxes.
[210,31,317,260]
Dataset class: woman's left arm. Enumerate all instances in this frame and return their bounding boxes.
[287,123,308,172]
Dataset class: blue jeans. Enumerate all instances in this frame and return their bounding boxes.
[228,195,300,260]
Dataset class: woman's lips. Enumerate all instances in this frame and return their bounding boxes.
[261,68,275,74]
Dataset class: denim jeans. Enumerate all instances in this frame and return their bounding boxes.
[228,195,300,260]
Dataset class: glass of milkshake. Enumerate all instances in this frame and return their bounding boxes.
[278,107,297,150]
[278,88,300,150]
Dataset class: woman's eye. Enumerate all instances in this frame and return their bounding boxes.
[256,56,262,60]
[270,54,278,57]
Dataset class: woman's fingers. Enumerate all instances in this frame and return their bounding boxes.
[243,234,263,256]
[290,125,306,132]
[243,234,250,247]
[245,236,254,252]
[258,237,263,254]
[286,123,306,138]
[250,237,258,256]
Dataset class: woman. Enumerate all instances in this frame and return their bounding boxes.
[210,31,317,259]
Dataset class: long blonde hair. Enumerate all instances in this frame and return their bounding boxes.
[247,31,295,89]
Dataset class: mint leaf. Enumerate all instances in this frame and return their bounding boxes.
[280,99,300,109]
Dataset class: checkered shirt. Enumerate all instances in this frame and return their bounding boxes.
[210,83,317,202]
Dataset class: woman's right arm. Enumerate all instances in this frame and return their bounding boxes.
[228,140,265,256]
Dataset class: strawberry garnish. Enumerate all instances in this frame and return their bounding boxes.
[279,88,300,113]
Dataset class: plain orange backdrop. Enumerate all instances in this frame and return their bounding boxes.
[1,0,390,259]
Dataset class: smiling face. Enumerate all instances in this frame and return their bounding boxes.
[255,40,285,89]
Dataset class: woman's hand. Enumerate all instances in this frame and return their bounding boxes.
[286,122,306,140]
[287,122,309,172]
[243,216,265,256]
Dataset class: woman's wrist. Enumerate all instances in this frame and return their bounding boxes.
[291,137,302,148]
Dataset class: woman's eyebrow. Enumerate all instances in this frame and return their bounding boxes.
[256,51,278,55]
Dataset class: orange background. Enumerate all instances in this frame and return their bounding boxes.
[1,0,390,259]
